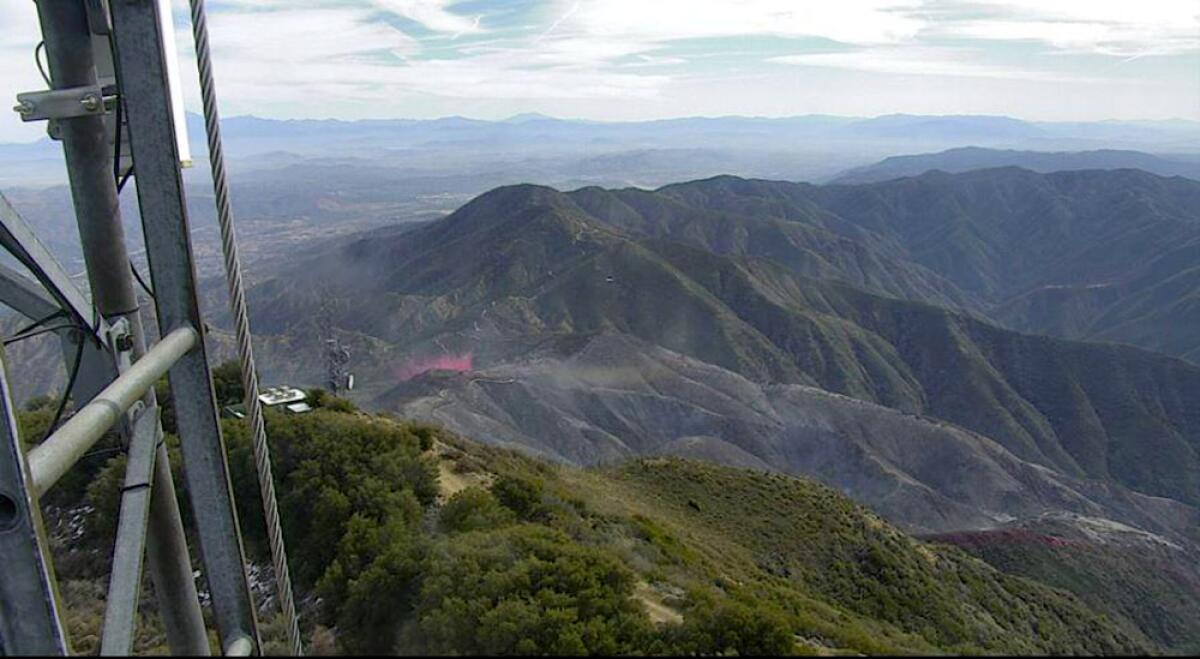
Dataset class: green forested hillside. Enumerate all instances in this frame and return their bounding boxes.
[230,412,1151,655]
[28,400,1152,655]
[929,518,1200,652]
[586,459,1144,655]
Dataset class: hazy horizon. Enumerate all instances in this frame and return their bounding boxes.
[2,109,1197,147]
[3,1,1198,143]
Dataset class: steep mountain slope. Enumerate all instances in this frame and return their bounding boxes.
[995,232,1200,361]
[248,179,1200,516]
[0,311,67,402]
[928,513,1200,652]
[577,457,1147,655]
[808,168,1200,300]
[662,169,1199,301]
[566,185,978,310]
[382,334,1197,540]
[248,185,812,385]
[660,169,1200,359]
[834,147,1200,183]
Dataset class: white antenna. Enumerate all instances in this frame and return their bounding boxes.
[156,0,191,168]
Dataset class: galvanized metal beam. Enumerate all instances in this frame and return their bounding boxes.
[28,325,196,497]
[99,406,160,656]
[0,222,116,439]
[0,261,122,419]
[0,192,108,340]
[0,262,61,321]
[143,439,211,656]
[33,1,211,654]
[0,346,69,656]
[110,0,261,651]
[27,0,136,328]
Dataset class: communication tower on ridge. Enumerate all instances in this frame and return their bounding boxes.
[318,297,353,395]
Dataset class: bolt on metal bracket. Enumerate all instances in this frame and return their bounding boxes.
[13,86,108,123]
[104,317,137,442]
[106,317,134,371]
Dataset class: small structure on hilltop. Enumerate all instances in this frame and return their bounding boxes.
[223,386,312,418]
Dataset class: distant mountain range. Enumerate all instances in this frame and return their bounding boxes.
[241,168,1200,556]
[6,113,1199,188]
[171,112,1199,156]
[835,146,1200,183]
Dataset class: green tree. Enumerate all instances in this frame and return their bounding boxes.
[305,388,358,414]
[439,487,514,533]
[491,474,544,520]
[668,597,797,656]
[210,360,247,407]
[261,410,436,584]
[398,525,656,656]
[84,454,127,547]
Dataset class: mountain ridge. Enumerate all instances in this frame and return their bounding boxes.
[835,147,1200,183]
[244,169,1200,528]
[655,168,1200,359]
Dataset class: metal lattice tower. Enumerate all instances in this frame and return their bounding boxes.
[0,0,294,654]
[318,296,352,396]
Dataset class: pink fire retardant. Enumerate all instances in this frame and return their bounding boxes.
[394,353,473,381]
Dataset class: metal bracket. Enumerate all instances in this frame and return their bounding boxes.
[106,317,134,372]
[104,317,137,441]
[13,86,108,123]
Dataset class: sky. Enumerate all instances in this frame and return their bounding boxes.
[1,0,1198,143]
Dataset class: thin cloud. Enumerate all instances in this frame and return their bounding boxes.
[372,0,483,35]
[913,0,1200,57]
[536,1,581,44]
[200,7,420,62]
[560,0,925,45]
[773,48,1111,83]
[212,0,482,36]
[169,4,666,116]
